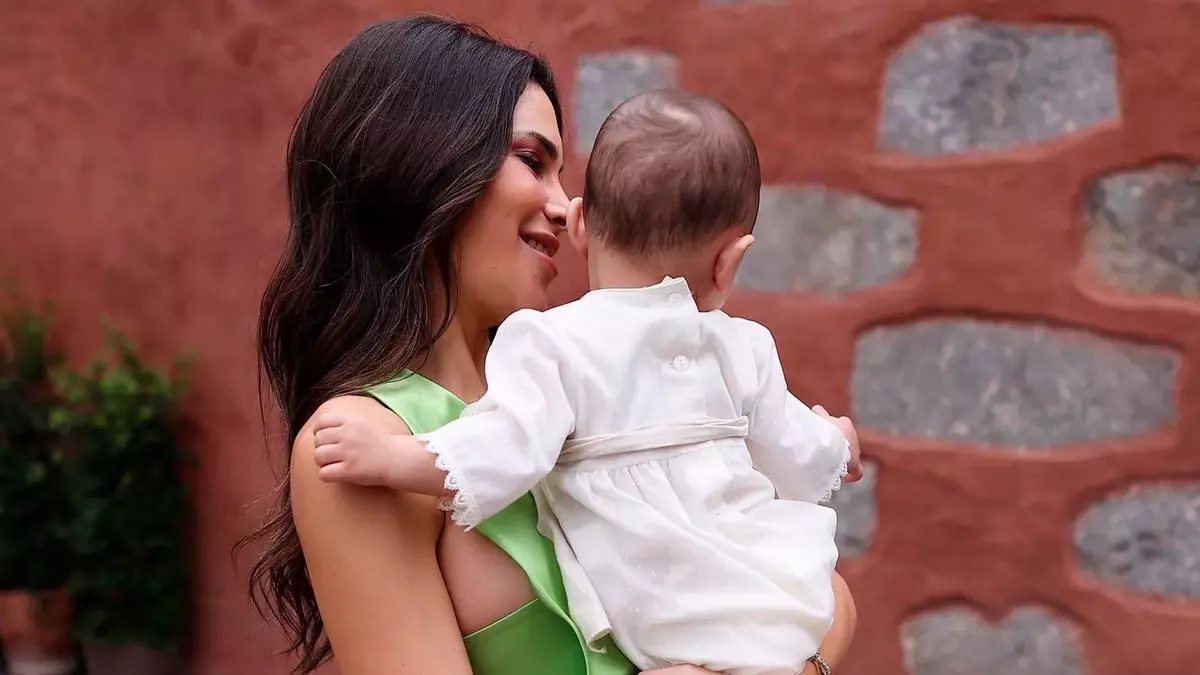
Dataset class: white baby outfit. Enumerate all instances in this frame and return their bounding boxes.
[424,277,849,675]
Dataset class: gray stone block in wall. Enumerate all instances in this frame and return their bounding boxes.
[1085,164,1200,298]
[1074,482,1200,599]
[902,606,1087,675]
[575,51,677,154]
[879,16,1119,156]
[851,319,1180,448]
[735,185,918,295]
[828,460,877,559]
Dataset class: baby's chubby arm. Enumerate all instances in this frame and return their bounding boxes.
[740,320,861,502]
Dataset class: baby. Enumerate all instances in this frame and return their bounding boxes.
[314,89,861,675]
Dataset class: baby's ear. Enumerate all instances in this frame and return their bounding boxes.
[698,234,754,312]
[713,234,754,296]
[566,197,588,259]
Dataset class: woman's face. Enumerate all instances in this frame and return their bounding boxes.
[454,84,568,329]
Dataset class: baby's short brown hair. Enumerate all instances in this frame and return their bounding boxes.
[583,89,761,255]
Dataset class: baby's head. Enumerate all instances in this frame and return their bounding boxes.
[572,89,761,306]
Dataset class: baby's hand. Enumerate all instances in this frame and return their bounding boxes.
[813,405,863,483]
[312,413,400,487]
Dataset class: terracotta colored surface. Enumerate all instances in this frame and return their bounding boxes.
[2,1,1199,674]
[0,590,75,660]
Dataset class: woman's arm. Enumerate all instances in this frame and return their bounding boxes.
[292,395,474,675]
[646,572,857,675]
[818,572,858,669]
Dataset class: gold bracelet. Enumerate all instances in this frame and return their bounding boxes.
[807,650,832,675]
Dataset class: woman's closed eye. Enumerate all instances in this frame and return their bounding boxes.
[517,151,545,173]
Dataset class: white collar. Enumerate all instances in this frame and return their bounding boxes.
[581,276,697,309]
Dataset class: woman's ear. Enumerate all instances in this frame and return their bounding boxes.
[566,197,588,259]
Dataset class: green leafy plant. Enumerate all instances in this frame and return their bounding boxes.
[0,296,70,591]
[53,328,194,649]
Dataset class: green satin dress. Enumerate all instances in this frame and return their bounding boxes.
[366,372,637,675]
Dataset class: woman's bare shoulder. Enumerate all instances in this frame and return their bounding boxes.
[291,394,438,530]
[290,395,471,673]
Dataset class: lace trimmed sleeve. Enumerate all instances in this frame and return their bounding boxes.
[739,321,850,504]
[417,309,577,529]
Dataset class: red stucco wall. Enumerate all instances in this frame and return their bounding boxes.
[2,1,1198,674]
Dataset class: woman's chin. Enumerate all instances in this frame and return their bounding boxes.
[500,291,550,317]
[525,294,551,312]
[528,287,554,312]
[526,277,557,311]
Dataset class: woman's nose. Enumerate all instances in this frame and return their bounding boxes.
[544,189,569,229]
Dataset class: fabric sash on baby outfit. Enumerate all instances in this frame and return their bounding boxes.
[532,415,751,651]
[555,415,750,473]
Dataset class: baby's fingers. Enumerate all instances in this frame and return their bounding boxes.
[312,412,346,433]
[844,460,865,483]
[313,443,346,468]
[317,461,349,483]
[829,414,856,437]
[313,422,345,449]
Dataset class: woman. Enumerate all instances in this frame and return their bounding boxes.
[243,15,857,675]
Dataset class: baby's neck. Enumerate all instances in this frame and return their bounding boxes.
[587,251,673,291]
[585,243,705,291]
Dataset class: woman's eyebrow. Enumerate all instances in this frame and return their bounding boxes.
[515,130,562,164]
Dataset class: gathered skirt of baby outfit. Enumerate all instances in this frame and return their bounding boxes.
[532,416,839,675]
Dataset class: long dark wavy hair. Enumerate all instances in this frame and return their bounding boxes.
[236,15,562,673]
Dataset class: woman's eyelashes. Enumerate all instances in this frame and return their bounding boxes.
[517,150,544,173]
